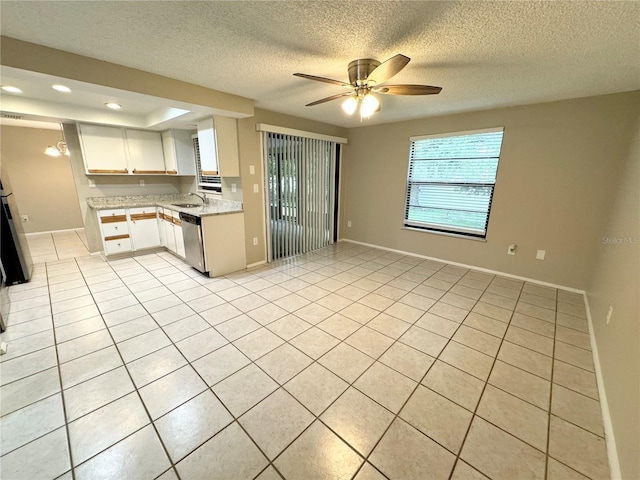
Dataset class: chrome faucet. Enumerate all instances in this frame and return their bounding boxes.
[188,192,207,205]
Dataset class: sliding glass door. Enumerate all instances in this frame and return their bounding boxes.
[263,132,337,261]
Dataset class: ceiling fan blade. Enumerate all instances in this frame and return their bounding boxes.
[366,54,410,85]
[306,92,354,106]
[372,84,442,95]
[305,92,355,107]
[293,73,350,87]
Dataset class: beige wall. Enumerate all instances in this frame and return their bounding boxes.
[237,108,348,266]
[62,124,187,252]
[341,91,640,289]
[587,114,639,480]
[0,125,83,233]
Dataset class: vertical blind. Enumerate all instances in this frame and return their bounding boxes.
[263,132,336,260]
[404,127,504,237]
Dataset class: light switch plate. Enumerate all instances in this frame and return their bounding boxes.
[536,249,546,260]
[253,184,259,193]
[249,165,255,175]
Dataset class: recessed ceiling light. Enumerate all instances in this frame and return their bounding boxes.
[105,102,122,110]
[1,85,22,93]
[52,84,71,93]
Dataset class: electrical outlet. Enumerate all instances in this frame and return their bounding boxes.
[231,183,237,193]
[21,215,29,223]
[508,244,517,255]
[347,220,352,227]
[253,237,258,246]
[249,165,255,175]
[253,184,259,193]
[536,249,546,260]
[88,179,96,188]
[139,179,145,187]
[606,306,613,324]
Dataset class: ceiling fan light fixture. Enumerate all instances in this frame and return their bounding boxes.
[294,54,441,119]
[360,93,380,118]
[341,96,358,115]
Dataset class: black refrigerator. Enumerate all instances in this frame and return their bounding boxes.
[0,177,33,285]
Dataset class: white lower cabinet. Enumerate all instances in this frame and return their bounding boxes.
[98,206,161,255]
[129,207,161,250]
[174,218,185,258]
[159,208,185,258]
[98,209,132,255]
[98,206,185,258]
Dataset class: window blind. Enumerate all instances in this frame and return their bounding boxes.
[404,128,504,238]
[193,137,221,192]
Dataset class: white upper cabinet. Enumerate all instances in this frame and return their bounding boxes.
[197,118,218,175]
[78,124,129,174]
[196,116,240,178]
[125,129,166,174]
[213,115,240,177]
[78,123,184,176]
[162,130,196,176]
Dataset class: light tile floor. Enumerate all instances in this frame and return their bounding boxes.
[0,242,609,480]
[26,229,91,264]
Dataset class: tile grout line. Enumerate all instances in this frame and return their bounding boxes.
[122,254,294,480]
[69,256,183,480]
[342,267,497,479]
[445,282,525,480]
[45,260,77,480]
[544,292,560,480]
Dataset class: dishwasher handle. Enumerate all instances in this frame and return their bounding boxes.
[179,212,201,225]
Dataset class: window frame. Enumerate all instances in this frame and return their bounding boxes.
[403,127,504,239]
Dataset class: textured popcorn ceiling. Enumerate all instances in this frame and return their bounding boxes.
[1,1,638,128]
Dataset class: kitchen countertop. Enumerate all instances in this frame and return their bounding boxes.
[86,194,243,217]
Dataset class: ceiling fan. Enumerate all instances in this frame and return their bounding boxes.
[294,54,442,118]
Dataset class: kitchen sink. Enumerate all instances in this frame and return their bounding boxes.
[171,203,202,208]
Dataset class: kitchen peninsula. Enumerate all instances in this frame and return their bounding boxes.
[87,194,246,277]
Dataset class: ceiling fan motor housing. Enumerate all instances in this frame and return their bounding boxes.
[348,59,381,86]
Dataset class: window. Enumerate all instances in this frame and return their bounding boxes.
[193,136,221,193]
[404,127,504,238]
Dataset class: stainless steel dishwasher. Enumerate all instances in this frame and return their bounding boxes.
[179,212,208,274]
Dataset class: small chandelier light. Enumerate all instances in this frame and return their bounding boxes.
[44,124,70,157]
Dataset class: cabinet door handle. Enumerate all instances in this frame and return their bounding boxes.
[132,169,166,174]
[88,169,128,174]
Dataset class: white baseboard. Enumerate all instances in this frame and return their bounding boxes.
[340,238,584,294]
[246,260,267,269]
[26,227,84,236]
[583,295,621,480]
